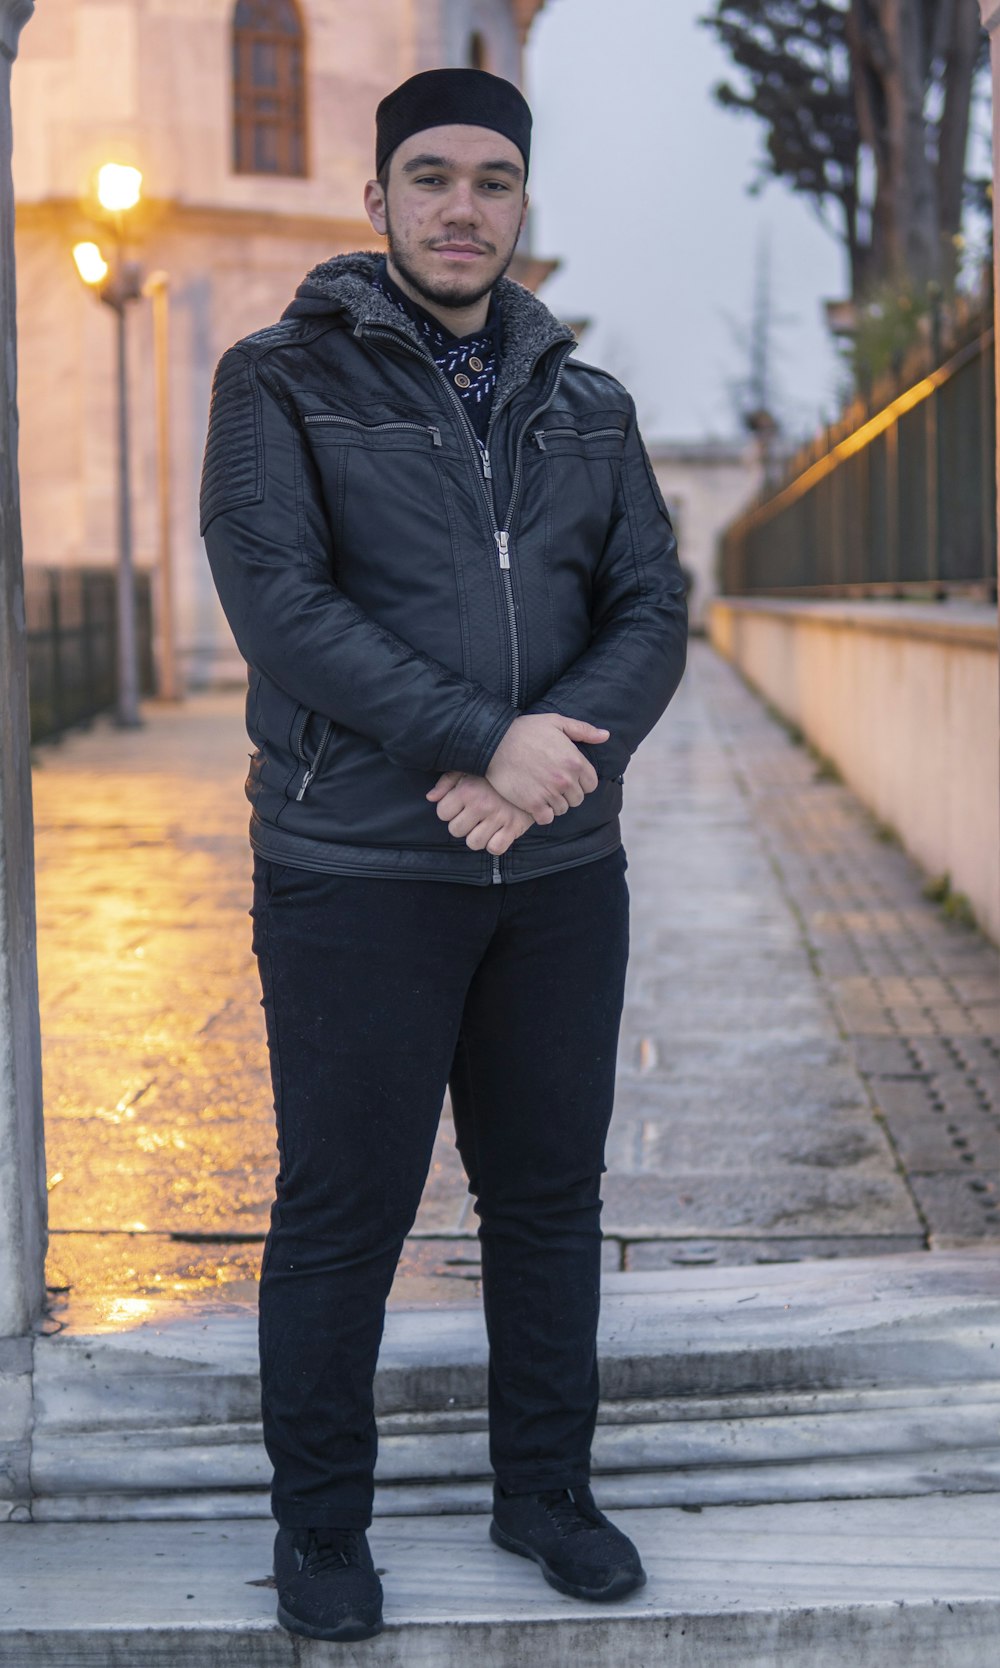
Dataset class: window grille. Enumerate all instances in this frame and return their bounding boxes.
[232,0,307,177]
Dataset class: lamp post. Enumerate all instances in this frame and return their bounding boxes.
[142,269,181,702]
[72,162,144,729]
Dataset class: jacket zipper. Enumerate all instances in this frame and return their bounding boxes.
[455,372,571,885]
[304,414,442,446]
[481,374,570,709]
[357,322,571,883]
[295,718,334,801]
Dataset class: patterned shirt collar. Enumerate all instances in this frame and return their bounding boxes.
[372,257,501,439]
[372,256,501,353]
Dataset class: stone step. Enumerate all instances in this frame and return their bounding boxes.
[1,1495,999,1667]
[29,1382,1000,1522]
[29,1251,1000,1522]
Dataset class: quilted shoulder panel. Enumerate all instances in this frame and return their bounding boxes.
[240,318,309,351]
[200,350,263,534]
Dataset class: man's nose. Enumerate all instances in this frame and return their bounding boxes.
[441,184,481,226]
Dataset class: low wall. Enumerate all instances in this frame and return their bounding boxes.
[709,599,1000,944]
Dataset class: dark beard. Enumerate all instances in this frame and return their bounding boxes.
[385,214,516,313]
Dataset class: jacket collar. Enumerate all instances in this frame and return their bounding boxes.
[286,250,575,414]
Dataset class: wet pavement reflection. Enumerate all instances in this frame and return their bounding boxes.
[33,694,474,1323]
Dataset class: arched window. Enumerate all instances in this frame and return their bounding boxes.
[468,31,489,70]
[232,0,307,177]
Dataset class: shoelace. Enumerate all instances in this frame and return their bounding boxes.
[302,1528,363,1574]
[538,1488,602,1537]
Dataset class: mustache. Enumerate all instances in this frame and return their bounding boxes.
[427,239,496,254]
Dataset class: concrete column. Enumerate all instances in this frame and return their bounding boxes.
[979,1,1000,916]
[982,5,1000,546]
[0,0,41,1513]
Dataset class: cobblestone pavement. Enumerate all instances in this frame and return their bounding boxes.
[32,643,999,1322]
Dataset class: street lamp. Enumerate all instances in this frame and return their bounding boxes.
[142,269,181,703]
[96,162,142,215]
[72,162,145,729]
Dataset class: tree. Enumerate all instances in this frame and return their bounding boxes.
[702,0,987,298]
[847,0,984,290]
[703,3,865,288]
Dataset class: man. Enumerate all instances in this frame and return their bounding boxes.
[201,67,686,1643]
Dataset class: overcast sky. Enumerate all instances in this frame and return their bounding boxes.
[525,0,849,444]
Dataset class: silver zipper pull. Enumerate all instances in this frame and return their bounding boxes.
[479,444,492,478]
[533,430,547,450]
[495,530,510,569]
[295,768,314,802]
[428,426,442,447]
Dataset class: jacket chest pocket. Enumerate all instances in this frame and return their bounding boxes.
[530,424,626,460]
[304,413,443,450]
[301,411,466,675]
[522,423,626,573]
[303,411,452,571]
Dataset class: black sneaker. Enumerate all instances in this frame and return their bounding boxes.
[490,1484,646,1602]
[273,1526,383,1641]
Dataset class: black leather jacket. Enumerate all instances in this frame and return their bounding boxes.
[201,252,687,884]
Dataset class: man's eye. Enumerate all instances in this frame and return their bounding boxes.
[482,181,510,192]
[415,175,444,187]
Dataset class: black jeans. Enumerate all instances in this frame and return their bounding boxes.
[251,848,630,1529]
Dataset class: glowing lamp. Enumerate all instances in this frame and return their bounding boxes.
[72,241,109,286]
[97,163,142,213]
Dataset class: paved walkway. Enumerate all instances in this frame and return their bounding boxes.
[32,642,999,1324]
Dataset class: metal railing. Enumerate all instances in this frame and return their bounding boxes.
[720,321,998,599]
[25,567,154,744]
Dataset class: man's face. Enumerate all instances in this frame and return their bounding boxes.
[364,125,529,311]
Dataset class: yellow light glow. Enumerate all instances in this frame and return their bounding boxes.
[72,241,109,286]
[100,1297,155,1328]
[738,328,991,533]
[97,162,142,213]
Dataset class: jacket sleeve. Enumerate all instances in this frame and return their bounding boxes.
[526,402,687,780]
[200,348,516,777]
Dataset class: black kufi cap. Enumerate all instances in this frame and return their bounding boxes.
[376,68,531,179]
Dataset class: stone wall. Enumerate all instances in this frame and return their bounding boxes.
[0,0,45,1521]
[13,0,417,218]
[710,598,1000,945]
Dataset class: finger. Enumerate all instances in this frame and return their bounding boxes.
[533,802,555,826]
[435,785,474,821]
[446,807,482,839]
[486,811,530,854]
[465,816,503,852]
[559,718,610,744]
[427,771,464,803]
[495,810,533,852]
[564,781,585,809]
[548,795,570,818]
[486,825,516,855]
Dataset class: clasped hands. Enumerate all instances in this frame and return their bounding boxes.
[425,712,609,856]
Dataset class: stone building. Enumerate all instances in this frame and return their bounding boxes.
[12,0,547,685]
[648,440,762,632]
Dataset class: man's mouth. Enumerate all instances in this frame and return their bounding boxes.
[432,243,490,261]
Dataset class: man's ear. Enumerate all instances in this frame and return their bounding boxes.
[364,178,388,238]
